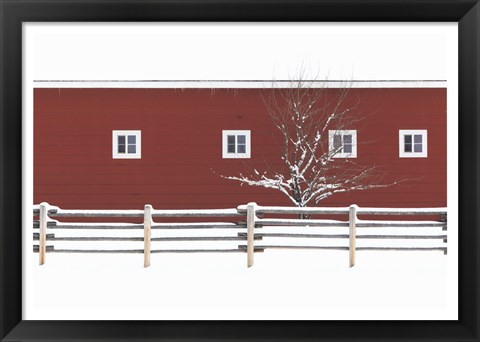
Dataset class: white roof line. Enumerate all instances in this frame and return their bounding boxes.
[33,80,447,89]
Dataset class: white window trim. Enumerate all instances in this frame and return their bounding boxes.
[112,130,142,159]
[222,130,251,159]
[399,129,428,158]
[328,130,357,158]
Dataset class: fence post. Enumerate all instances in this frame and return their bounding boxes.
[349,204,358,268]
[144,204,152,268]
[246,202,257,268]
[39,202,48,265]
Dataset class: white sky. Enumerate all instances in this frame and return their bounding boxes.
[28,23,454,82]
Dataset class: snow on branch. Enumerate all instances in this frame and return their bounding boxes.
[221,75,404,208]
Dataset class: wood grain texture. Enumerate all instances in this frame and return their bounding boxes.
[34,88,446,209]
[349,205,357,268]
[246,202,256,268]
[38,203,48,265]
[143,205,152,268]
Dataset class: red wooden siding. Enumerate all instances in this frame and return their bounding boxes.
[34,88,446,209]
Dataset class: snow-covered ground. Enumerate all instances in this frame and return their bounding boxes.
[25,224,456,321]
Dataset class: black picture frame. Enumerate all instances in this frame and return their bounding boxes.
[1,1,479,341]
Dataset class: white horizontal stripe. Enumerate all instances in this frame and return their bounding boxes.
[33,80,447,89]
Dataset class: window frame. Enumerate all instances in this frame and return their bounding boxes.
[112,130,142,159]
[399,129,428,158]
[328,130,357,158]
[222,130,251,159]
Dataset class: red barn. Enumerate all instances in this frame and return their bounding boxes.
[33,83,446,210]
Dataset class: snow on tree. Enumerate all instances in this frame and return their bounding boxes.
[223,78,399,208]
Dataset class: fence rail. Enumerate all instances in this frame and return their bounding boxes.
[33,202,447,268]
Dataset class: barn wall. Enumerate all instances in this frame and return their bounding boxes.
[34,88,446,209]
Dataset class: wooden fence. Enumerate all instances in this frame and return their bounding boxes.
[33,202,447,268]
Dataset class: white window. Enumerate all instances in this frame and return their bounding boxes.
[399,130,427,158]
[328,130,357,158]
[222,130,251,159]
[112,130,141,159]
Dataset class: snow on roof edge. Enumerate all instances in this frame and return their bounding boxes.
[33,80,448,89]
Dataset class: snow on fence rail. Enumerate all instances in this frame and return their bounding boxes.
[33,202,447,268]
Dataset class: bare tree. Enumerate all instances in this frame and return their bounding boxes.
[223,78,399,208]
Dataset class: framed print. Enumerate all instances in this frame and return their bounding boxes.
[1,0,479,341]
